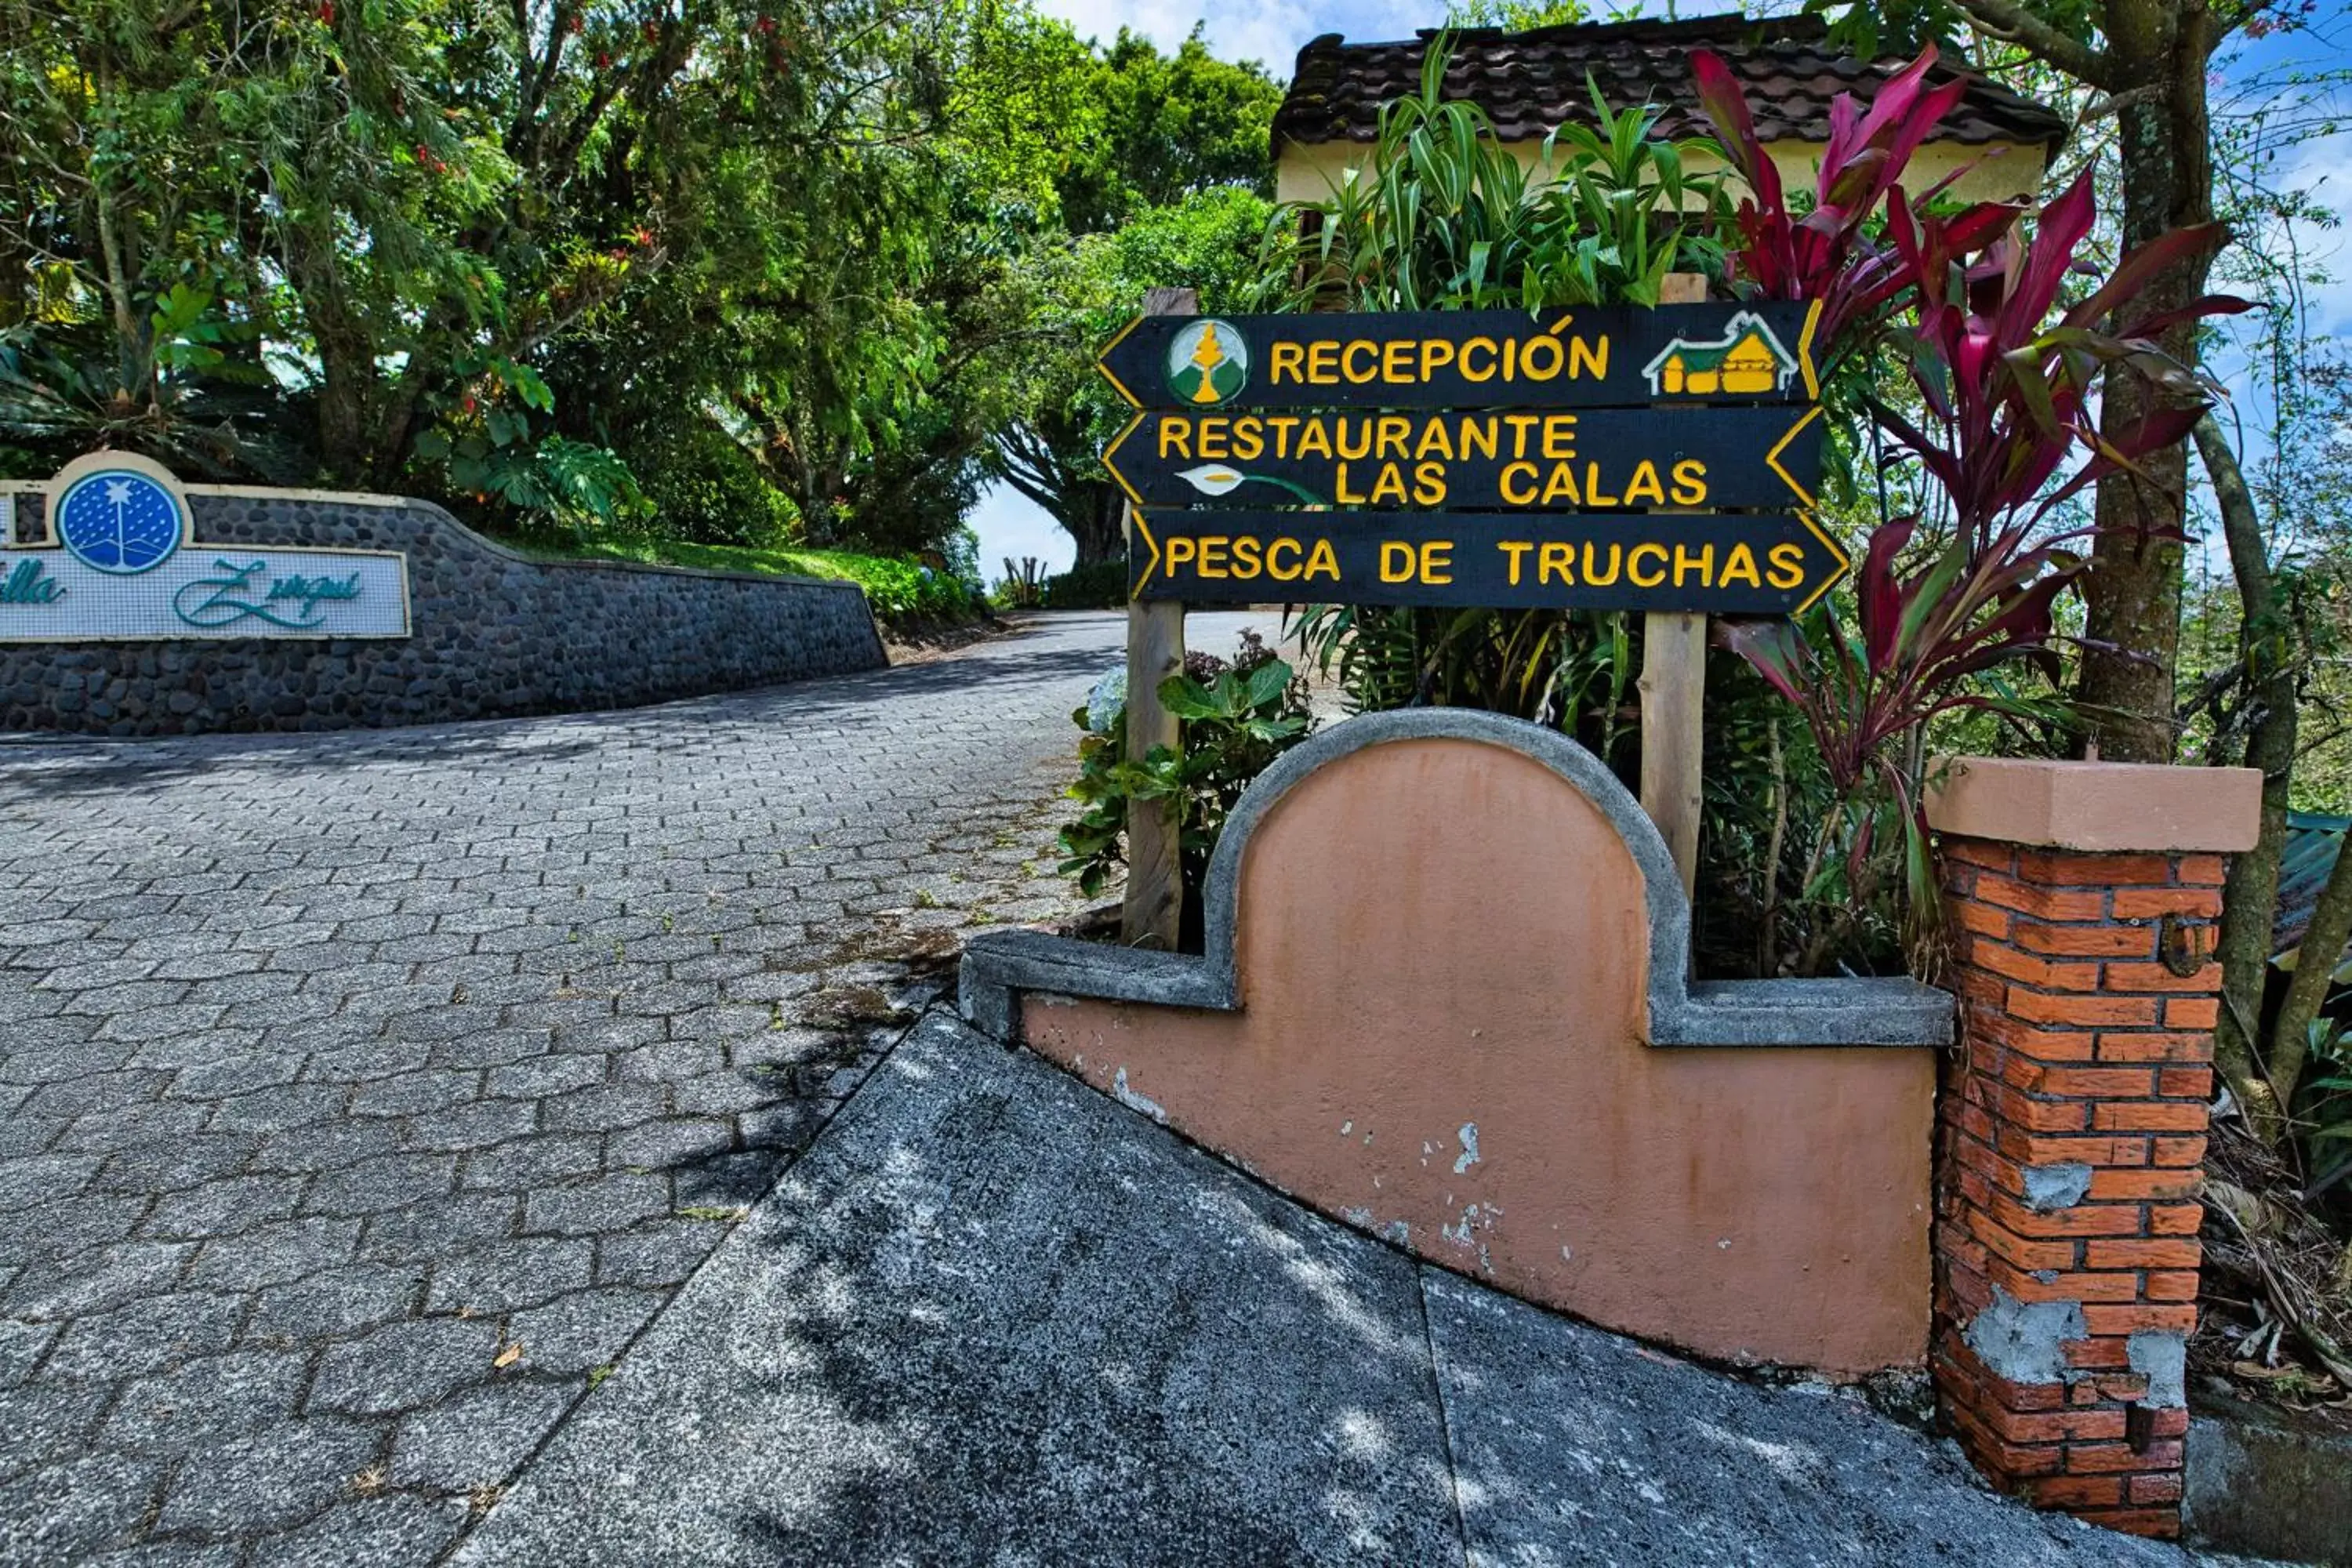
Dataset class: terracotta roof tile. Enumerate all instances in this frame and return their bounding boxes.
[1273,14,2066,156]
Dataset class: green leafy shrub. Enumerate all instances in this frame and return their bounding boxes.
[1058,631,1313,942]
[631,420,801,549]
[1044,561,1128,608]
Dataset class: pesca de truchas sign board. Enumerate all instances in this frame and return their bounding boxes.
[0,453,411,641]
[1096,301,1848,615]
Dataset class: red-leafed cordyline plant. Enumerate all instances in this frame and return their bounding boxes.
[1712,159,2248,966]
[1689,44,2018,372]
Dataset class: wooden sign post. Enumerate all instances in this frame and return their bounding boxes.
[1121,286,1196,952]
[1097,282,1831,940]
[1642,271,1713,903]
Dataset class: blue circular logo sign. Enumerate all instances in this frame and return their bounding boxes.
[56,469,183,575]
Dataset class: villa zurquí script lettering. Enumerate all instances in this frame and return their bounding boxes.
[173,558,365,629]
[0,558,64,604]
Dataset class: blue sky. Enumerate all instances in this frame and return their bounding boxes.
[969,2,2352,578]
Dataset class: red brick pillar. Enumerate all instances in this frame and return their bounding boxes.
[1924,757,2259,1540]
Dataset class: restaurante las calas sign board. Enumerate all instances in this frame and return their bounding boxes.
[1095,303,1847,615]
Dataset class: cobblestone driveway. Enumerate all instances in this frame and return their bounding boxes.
[0,611,1265,1566]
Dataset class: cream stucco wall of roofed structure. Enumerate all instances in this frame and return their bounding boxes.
[1273,133,2050,212]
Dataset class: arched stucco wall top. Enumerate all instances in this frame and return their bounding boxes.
[963,708,1950,1048]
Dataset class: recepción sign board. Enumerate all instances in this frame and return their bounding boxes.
[0,454,410,642]
[1095,301,1846,618]
[1097,303,1822,412]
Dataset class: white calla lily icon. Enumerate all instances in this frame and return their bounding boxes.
[1175,464,1248,497]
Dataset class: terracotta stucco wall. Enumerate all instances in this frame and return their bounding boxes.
[1021,736,1935,1376]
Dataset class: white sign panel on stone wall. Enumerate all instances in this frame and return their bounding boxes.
[0,453,410,642]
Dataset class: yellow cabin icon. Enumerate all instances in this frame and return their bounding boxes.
[1643,312,1796,398]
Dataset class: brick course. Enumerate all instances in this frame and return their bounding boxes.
[1933,835,2219,1540]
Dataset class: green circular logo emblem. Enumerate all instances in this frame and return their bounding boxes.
[1166,319,1248,407]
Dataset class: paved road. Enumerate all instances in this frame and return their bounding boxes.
[463,1013,2227,1568]
[0,609,1272,1566]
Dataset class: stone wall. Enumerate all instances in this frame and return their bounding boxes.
[0,486,885,735]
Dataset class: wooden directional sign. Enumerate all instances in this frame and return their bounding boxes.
[1129,510,1850,616]
[1097,303,1821,412]
[1103,405,1822,513]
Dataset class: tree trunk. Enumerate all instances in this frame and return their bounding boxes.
[2198,415,2296,1142]
[1066,482,1124,568]
[2074,2,2216,763]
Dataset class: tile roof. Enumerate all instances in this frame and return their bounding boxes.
[1273,13,2067,155]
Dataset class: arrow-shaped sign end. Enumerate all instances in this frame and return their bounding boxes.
[1131,511,1162,600]
[1791,510,1850,616]
[1094,316,1148,409]
[1766,404,1824,510]
[1102,413,1147,506]
[1796,299,1824,403]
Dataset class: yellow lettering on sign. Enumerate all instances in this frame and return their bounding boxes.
[1498,462,1538,506]
[1570,336,1608,380]
[1539,464,1581,506]
[1421,542,1454,585]
[1671,459,1708,506]
[1623,460,1665,507]
[1270,342,1305,384]
[1767,543,1805,590]
[1519,335,1563,382]
[1336,417,1372,461]
[1381,542,1417,583]
[1541,415,1577,460]
[1585,463,1621,508]
[1628,543,1668,587]
[1369,463,1410,505]
[1157,419,1192,459]
[1196,419,1228,461]
[1269,416,1300,459]
[1720,543,1761,588]
[1232,417,1264,462]
[1166,537,1197,572]
[1334,463,1367,505]
[1459,416,1497,460]
[1582,543,1623,586]
[1459,338,1498,382]
[1421,340,1455,380]
[1232,536,1261,578]
[1342,341,1379,384]
[1503,336,1519,381]
[1377,416,1411,461]
[1305,539,1340,580]
[1268,538,1303,581]
[1298,419,1332,459]
[1413,462,1447,506]
[1414,419,1454,462]
[1383,339,1414,383]
[1504,414,1540,459]
[1307,342,1339,384]
[1538,542,1574,585]
[1198,536,1229,579]
[1673,543,1714,587]
[1497,541,1533,585]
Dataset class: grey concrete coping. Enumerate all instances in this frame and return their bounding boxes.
[962,708,1953,1049]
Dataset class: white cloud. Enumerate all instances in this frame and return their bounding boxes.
[1029,0,1428,75]
[967,480,1076,581]
[2274,129,2352,338]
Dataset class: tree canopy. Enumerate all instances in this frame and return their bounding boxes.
[0,1,1282,560]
